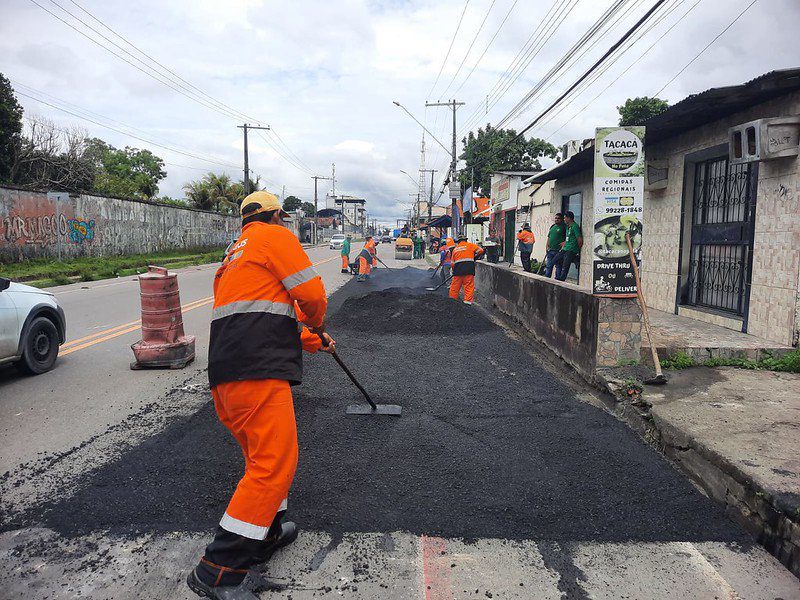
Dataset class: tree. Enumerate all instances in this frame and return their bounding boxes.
[0,73,23,183]
[283,195,302,212]
[617,96,669,126]
[204,172,239,213]
[459,124,558,193]
[12,117,95,192]
[300,201,316,216]
[183,179,213,211]
[84,138,166,199]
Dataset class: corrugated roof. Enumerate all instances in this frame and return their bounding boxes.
[529,68,800,183]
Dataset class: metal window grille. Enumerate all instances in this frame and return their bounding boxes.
[686,157,753,316]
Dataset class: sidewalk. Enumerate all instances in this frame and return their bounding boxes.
[620,367,800,576]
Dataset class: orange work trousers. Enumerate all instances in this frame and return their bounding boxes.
[341,255,349,270]
[449,275,475,302]
[212,379,298,540]
[358,256,371,275]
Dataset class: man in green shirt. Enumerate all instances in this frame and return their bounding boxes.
[544,212,566,278]
[555,211,583,281]
[340,234,351,273]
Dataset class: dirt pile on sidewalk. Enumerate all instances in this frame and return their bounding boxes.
[330,289,494,335]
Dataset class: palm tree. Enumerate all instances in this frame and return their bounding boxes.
[183,179,213,210]
[204,173,239,214]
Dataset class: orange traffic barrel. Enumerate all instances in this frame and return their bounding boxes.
[130,265,196,369]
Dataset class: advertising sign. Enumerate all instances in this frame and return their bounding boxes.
[592,126,645,297]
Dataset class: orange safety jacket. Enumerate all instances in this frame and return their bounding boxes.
[440,246,452,266]
[516,230,535,251]
[451,241,485,276]
[209,221,327,387]
[365,239,376,256]
[357,248,372,263]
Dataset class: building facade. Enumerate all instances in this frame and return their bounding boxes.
[531,70,800,347]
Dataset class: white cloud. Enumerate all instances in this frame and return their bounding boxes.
[1,0,798,224]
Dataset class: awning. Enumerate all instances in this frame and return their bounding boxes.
[421,214,452,229]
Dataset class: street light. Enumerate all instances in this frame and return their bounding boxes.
[392,101,451,155]
[399,170,418,186]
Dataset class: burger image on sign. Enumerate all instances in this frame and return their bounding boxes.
[600,129,643,173]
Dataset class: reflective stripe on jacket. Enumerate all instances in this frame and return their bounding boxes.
[208,222,327,387]
[451,241,484,276]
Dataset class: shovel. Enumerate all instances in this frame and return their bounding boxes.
[426,274,453,292]
[430,264,441,279]
[625,233,667,385]
[318,333,402,416]
[375,256,393,270]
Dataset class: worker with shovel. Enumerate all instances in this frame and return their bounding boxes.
[439,237,453,282]
[188,191,336,600]
[449,233,485,305]
[356,238,373,282]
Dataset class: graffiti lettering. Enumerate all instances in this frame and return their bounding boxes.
[67,218,96,244]
[2,214,68,245]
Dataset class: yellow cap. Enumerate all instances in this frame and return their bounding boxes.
[240,191,286,219]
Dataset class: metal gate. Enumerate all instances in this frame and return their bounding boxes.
[685,156,756,317]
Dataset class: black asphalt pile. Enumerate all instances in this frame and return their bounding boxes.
[330,290,494,335]
[2,267,749,548]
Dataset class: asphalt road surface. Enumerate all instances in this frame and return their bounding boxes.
[1,246,798,599]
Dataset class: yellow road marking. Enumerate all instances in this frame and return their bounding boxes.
[60,297,213,356]
[60,254,336,356]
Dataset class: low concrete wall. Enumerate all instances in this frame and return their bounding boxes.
[474,261,641,380]
[0,186,240,262]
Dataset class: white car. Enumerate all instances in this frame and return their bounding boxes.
[329,233,346,250]
[0,277,66,375]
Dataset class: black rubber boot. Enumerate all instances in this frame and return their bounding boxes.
[252,510,298,564]
[187,567,282,598]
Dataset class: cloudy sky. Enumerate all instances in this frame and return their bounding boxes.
[2,0,798,223]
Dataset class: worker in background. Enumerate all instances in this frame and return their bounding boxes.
[340,234,352,274]
[366,235,378,269]
[449,233,485,305]
[188,191,335,600]
[439,237,453,282]
[357,236,373,282]
[516,223,535,272]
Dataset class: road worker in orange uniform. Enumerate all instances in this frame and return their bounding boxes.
[516,223,535,272]
[188,191,335,600]
[449,233,485,305]
[366,235,378,268]
[356,236,373,282]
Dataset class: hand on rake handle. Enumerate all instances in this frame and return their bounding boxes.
[317,332,336,354]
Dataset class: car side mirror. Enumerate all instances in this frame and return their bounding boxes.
[0,278,10,292]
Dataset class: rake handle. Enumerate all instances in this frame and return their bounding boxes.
[625,233,662,378]
[318,333,377,409]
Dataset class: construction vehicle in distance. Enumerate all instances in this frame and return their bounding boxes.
[395,235,413,260]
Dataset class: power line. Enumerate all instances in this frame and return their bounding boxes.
[15,88,241,169]
[462,0,670,175]
[452,0,521,96]
[457,0,580,137]
[427,0,472,100]
[30,0,319,176]
[496,0,635,129]
[439,0,498,99]
[654,0,757,97]
[540,0,695,140]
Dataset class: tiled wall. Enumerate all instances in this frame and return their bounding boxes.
[643,92,800,346]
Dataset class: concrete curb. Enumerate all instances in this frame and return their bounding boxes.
[596,369,800,577]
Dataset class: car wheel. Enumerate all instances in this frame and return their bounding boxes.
[16,317,60,375]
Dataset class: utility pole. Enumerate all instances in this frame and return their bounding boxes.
[237,124,271,194]
[425,99,464,234]
[311,175,332,245]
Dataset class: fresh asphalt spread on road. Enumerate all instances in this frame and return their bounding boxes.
[2,262,798,599]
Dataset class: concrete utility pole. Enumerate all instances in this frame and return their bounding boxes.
[311,175,332,245]
[237,124,271,194]
[425,100,464,234]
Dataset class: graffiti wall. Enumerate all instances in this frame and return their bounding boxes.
[0,187,240,262]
